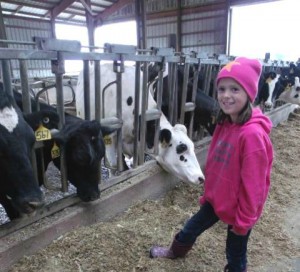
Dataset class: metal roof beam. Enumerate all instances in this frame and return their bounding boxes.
[93,0,133,25]
[1,0,52,9]
[79,0,97,16]
[51,0,77,18]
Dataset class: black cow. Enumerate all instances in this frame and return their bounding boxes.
[280,63,300,81]
[0,83,44,220]
[150,64,219,136]
[14,91,115,202]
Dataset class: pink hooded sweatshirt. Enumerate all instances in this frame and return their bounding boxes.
[200,108,274,235]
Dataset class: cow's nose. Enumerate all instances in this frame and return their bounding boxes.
[198,177,205,184]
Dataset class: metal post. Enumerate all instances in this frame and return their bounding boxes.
[179,60,190,124]
[1,60,13,96]
[51,52,67,192]
[94,60,101,184]
[113,60,124,173]
[83,60,91,120]
[138,61,148,165]
[19,60,31,114]
[94,60,101,121]
[133,61,141,168]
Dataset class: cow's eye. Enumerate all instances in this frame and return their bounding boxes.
[43,117,50,124]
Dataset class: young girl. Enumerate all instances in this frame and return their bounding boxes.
[150,57,274,272]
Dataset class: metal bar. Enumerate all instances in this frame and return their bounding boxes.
[94,60,101,121]
[19,60,31,114]
[179,61,190,124]
[189,60,201,138]
[113,60,124,173]
[153,64,164,155]
[93,61,101,185]
[0,39,35,45]
[133,62,141,168]
[52,52,67,192]
[138,61,148,165]
[1,60,13,96]
[83,60,91,120]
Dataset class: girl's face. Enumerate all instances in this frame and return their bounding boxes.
[217,78,249,123]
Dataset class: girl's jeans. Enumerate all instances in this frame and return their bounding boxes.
[176,201,251,272]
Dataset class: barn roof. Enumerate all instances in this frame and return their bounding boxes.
[0,0,133,26]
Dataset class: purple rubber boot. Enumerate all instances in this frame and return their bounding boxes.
[149,246,175,259]
[150,233,193,259]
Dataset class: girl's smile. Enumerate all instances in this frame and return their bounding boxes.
[217,78,249,122]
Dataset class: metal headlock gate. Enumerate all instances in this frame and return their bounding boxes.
[2,38,290,238]
[0,39,230,237]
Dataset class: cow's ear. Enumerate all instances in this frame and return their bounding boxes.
[174,124,187,134]
[101,125,117,136]
[159,128,172,148]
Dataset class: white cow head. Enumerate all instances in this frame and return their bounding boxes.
[156,124,205,185]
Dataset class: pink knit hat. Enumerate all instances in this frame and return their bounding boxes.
[216,57,262,102]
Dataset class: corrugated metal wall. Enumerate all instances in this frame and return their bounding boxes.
[3,16,53,79]
[103,0,281,56]
[180,8,227,54]
[145,0,227,55]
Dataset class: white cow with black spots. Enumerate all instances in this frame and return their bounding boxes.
[75,63,205,184]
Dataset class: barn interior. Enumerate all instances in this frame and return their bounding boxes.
[0,1,299,271]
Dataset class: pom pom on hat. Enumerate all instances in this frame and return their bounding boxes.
[216,57,262,102]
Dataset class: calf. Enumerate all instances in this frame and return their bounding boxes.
[76,63,205,184]
[0,82,44,220]
[14,91,115,202]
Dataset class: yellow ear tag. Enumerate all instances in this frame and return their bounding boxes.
[35,124,51,141]
[51,142,60,159]
[104,135,112,145]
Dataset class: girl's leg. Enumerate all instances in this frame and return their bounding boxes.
[177,201,219,244]
[150,201,219,258]
[225,226,251,272]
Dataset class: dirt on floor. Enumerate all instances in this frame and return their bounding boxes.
[8,110,300,272]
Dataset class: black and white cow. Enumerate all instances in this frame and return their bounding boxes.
[150,63,219,136]
[14,91,115,202]
[75,63,205,184]
[255,70,300,109]
[276,76,300,106]
[255,71,279,110]
[0,82,44,220]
